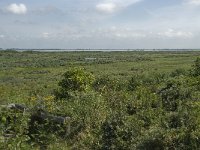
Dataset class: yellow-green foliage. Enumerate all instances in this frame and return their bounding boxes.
[1,51,200,149]
[55,68,94,99]
[193,57,200,76]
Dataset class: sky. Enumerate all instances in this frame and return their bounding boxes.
[0,0,200,49]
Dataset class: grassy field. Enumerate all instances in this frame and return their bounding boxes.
[0,50,199,104]
[0,50,200,149]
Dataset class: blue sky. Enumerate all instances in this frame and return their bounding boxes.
[0,0,200,49]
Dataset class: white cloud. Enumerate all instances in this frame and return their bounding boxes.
[42,32,50,39]
[0,35,5,38]
[158,29,193,38]
[90,26,147,39]
[33,6,62,15]
[38,26,147,41]
[184,0,200,6]
[96,0,142,13]
[6,3,27,15]
[96,3,117,13]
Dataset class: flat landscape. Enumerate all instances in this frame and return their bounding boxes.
[0,50,199,104]
[0,50,200,149]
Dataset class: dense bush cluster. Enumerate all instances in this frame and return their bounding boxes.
[1,54,200,149]
[54,68,94,99]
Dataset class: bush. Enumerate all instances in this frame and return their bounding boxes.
[170,68,187,77]
[192,57,200,76]
[158,76,195,111]
[55,68,94,99]
[0,106,31,149]
[128,75,142,91]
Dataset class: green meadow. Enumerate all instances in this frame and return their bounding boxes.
[0,50,200,149]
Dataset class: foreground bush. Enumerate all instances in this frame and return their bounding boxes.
[55,68,94,99]
[193,57,200,76]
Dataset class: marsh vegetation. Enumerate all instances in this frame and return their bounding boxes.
[0,50,200,149]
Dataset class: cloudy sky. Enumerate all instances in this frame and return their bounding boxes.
[0,0,200,49]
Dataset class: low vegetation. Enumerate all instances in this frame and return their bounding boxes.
[0,50,200,149]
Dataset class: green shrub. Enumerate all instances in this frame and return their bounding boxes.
[158,77,195,111]
[55,68,94,99]
[99,114,143,150]
[93,75,125,93]
[0,107,31,149]
[128,75,142,91]
[192,57,200,76]
[170,68,188,77]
